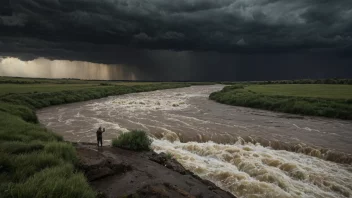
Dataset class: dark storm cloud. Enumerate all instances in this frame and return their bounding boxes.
[1,0,351,53]
[1,0,352,81]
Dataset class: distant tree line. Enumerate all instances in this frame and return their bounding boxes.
[0,80,47,84]
[0,78,84,84]
[1,77,352,85]
[0,79,69,84]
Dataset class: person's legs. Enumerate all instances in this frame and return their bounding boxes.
[98,137,103,147]
[97,137,100,147]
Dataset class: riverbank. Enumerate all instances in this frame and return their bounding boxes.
[76,142,235,198]
[0,82,210,197]
[209,85,352,120]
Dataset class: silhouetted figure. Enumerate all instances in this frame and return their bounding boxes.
[96,126,105,147]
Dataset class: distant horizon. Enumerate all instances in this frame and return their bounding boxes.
[2,75,351,83]
[1,56,352,82]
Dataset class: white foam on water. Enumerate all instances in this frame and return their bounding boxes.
[90,117,129,133]
[293,124,321,133]
[64,119,75,125]
[74,112,85,118]
[152,139,352,198]
[83,86,222,117]
[166,113,210,124]
[86,91,191,114]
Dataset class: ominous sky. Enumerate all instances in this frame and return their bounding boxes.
[0,0,351,81]
[0,57,140,80]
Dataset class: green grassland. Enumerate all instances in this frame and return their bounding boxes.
[0,76,158,86]
[0,80,202,198]
[0,83,156,96]
[0,76,93,84]
[210,84,352,119]
[0,77,211,96]
[220,78,352,85]
[246,84,352,99]
[0,84,103,96]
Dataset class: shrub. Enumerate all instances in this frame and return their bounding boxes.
[112,130,152,151]
[99,83,113,86]
[166,152,173,160]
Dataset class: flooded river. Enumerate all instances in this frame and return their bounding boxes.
[37,85,352,198]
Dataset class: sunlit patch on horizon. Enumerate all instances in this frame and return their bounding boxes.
[0,57,140,80]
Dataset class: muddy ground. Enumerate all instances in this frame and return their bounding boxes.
[76,143,235,198]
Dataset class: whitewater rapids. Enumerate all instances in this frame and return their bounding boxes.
[37,85,352,198]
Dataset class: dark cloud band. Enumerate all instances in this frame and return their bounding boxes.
[1,0,351,53]
[1,0,351,81]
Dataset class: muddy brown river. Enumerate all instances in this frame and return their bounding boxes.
[37,85,352,198]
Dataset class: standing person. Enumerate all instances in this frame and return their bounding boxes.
[96,126,105,147]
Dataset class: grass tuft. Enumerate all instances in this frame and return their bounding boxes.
[166,152,174,160]
[112,130,152,151]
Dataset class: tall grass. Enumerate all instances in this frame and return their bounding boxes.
[112,130,152,151]
[0,141,44,154]
[44,142,78,164]
[6,164,95,198]
[0,111,93,197]
[210,85,352,119]
[0,102,38,123]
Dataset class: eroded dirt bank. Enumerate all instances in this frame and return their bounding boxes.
[76,143,235,198]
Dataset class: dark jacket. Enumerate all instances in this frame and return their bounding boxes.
[96,128,105,138]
